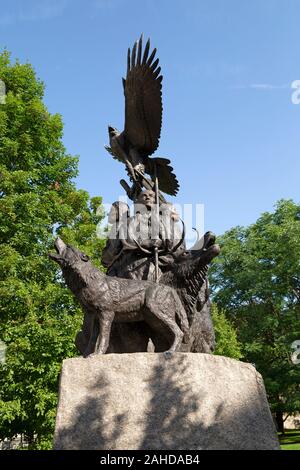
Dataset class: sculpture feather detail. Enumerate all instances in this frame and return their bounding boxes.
[105,34,179,196]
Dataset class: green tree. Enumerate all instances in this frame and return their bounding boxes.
[211,303,242,360]
[210,200,300,433]
[0,51,105,448]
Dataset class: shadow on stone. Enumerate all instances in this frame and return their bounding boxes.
[54,354,280,450]
[54,371,128,450]
[139,354,222,449]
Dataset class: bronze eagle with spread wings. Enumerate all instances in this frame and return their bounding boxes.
[105,34,179,197]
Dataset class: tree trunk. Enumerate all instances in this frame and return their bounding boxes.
[275,411,285,434]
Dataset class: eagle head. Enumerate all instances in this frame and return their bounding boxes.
[108,126,119,137]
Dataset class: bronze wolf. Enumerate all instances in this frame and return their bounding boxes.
[49,238,189,356]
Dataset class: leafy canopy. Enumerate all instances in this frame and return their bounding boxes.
[0,50,105,448]
[211,303,242,360]
[210,200,300,417]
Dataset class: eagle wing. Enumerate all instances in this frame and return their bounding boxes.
[146,157,179,196]
[123,35,162,156]
[104,145,124,164]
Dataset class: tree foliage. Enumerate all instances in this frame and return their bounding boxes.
[210,200,300,430]
[211,303,242,360]
[0,51,105,448]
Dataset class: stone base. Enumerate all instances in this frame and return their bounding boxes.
[53,353,279,450]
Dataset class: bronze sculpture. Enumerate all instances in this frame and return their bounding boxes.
[49,238,189,356]
[50,35,220,355]
[105,35,178,199]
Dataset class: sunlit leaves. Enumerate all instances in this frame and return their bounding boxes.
[0,51,105,448]
[210,200,300,417]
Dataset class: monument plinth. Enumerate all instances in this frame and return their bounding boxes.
[51,36,278,451]
[53,353,279,450]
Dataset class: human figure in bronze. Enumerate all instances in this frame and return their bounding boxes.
[50,35,220,356]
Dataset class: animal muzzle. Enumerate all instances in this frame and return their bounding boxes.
[54,237,66,254]
[48,237,67,262]
[201,244,220,265]
[108,125,118,136]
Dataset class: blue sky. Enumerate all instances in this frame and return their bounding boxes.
[1,0,300,237]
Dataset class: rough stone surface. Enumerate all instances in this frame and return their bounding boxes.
[53,353,280,450]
